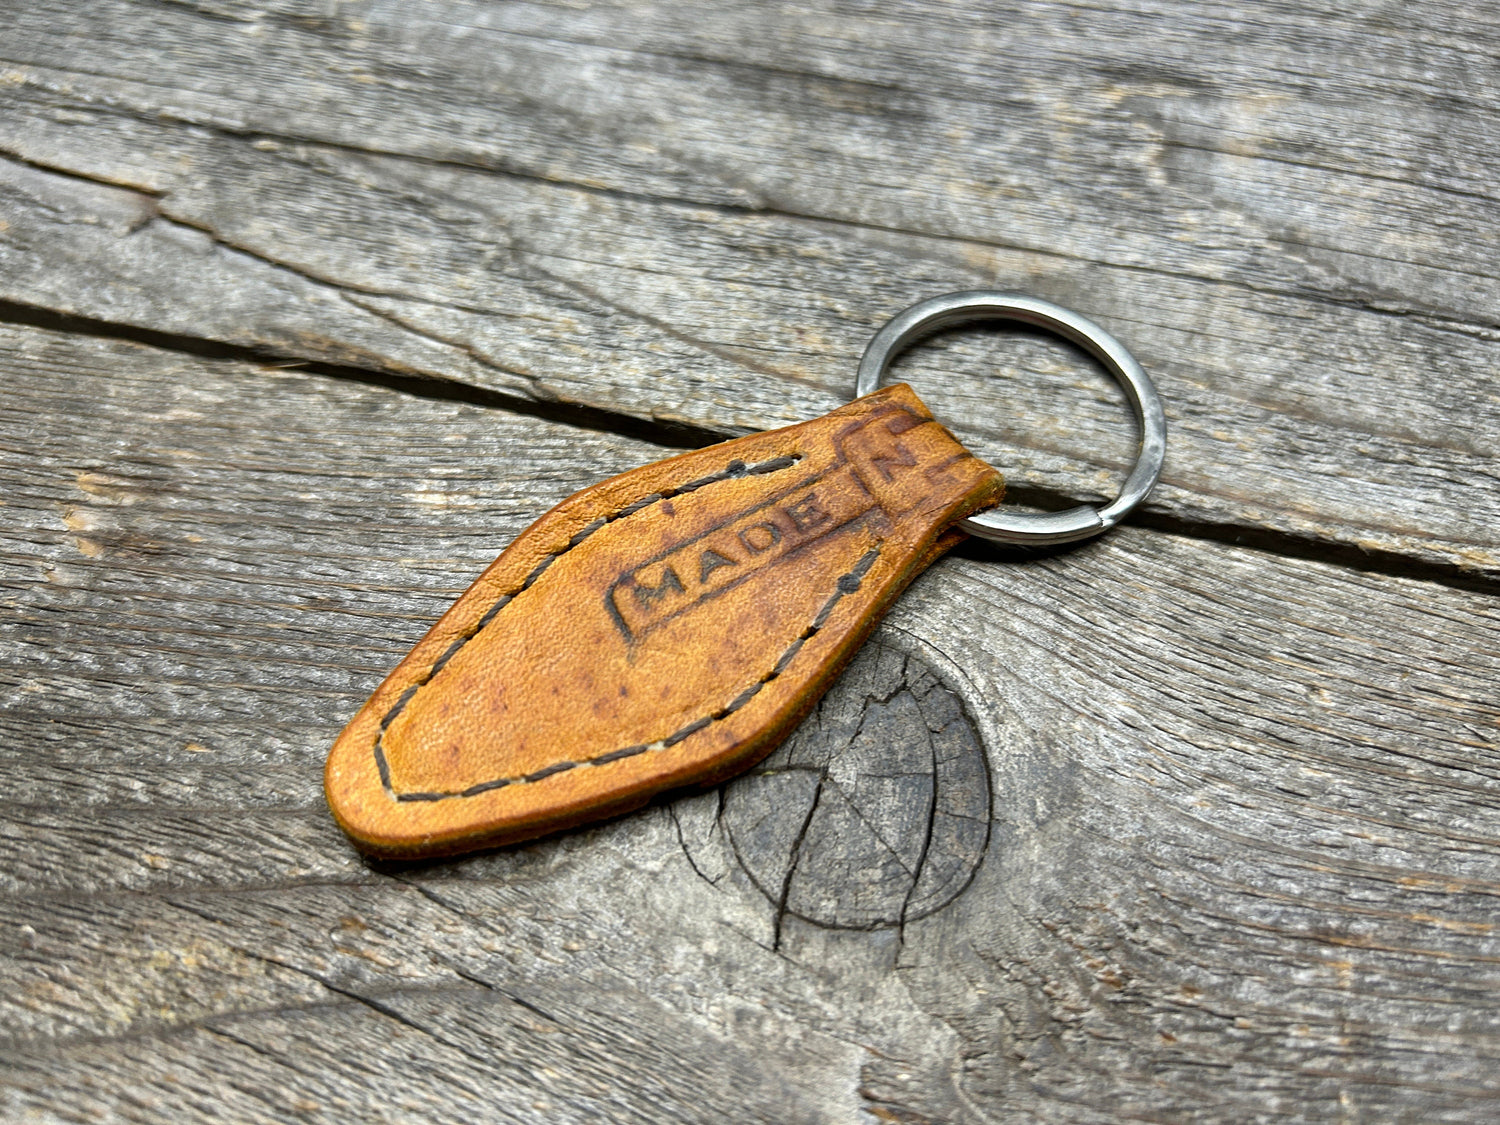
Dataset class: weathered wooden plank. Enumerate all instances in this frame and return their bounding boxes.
[1,979,840,1124]
[5,0,1499,306]
[2,325,1497,1122]
[1,1,1498,576]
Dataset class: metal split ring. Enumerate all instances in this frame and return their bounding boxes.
[855,291,1167,546]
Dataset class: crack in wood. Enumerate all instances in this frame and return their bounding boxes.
[699,639,994,940]
[5,6,1500,1115]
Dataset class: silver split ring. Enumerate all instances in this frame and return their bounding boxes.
[855,291,1167,546]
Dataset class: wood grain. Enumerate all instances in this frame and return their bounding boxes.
[4,1,1499,1120]
[2,325,1497,1122]
[1,1,1498,576]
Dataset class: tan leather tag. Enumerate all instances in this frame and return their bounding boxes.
[325,384,1003,858]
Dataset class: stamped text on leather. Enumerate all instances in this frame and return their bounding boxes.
[325,384,1003,858]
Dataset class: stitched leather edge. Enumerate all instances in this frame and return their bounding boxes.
[371,452,804,799]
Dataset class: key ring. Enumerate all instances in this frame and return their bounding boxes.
[855,291,1167,546]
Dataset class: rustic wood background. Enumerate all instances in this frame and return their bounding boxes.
[2,2,1498,1121]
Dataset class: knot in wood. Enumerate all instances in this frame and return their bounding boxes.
[713,638,991,930]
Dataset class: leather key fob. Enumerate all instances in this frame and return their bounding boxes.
[325,383,1003,859]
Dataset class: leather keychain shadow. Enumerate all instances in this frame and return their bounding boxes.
[326,292,1167,859]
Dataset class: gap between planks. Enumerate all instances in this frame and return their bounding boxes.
[4,296,1496,603]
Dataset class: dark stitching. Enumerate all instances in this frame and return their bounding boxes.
[473,594,511,632]
[618,493,663,518]
[748,455,798,475]
[379,685,420,731]
[524,760,578,782]
[520,553,556,590]
[809,599,839,632]
[461,778,511,797]
[773,637,808,676]
[677,458,748,494]
[592,743,650,766]
[664,716,712,746]
[372,452,803,797]
[426,636,469,680]
[378,545,882,802]
[724,682,764,713]
[568,517,608,548]
[374,735,394,789]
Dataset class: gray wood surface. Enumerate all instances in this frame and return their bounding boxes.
[1,2,1497,1122]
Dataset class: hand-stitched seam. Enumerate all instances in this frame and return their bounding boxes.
[383,546,880,802]
[371,452,804,797]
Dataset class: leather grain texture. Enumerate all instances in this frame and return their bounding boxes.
[325,384,1004,858]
